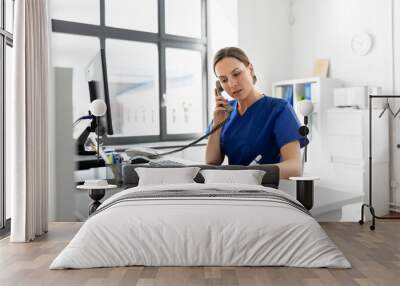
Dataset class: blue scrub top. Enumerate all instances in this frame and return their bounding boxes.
[208,96,307,165]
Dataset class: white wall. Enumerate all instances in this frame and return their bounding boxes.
[238,0,292,95]
[291,0,399,210]
[207,0,239,119]
[52,68,75,221]
[292,0,392,89]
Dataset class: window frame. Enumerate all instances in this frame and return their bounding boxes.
[51,0,209,145]
[0,0,14,231]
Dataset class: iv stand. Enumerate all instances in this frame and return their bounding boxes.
[359,95,400,230]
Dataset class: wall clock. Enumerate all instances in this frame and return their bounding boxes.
[351,32,373,56]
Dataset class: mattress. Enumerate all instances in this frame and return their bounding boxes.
[50,183,351,269]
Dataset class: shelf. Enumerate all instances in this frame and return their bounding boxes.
[273,77,321,87]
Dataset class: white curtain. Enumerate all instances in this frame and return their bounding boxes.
[10,0,49,242]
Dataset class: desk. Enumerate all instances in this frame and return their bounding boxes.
[76,154,203,171]
[76,155,105,170]
[75,140,207,170]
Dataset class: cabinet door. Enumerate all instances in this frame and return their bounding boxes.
[327,163,365,194]
[328,135,364,161]
[327,110,364,163]
[327,110,363,136]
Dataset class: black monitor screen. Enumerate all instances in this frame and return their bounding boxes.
[86,49,113,135]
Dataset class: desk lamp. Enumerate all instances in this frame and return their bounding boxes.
[298,100,314,162]
[90,99,107,160]
[289,99,318,211]
[75,99,107,159]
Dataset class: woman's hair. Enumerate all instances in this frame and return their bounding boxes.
[213,47,257,84]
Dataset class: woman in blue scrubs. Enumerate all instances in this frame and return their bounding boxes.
[205,47,307,179]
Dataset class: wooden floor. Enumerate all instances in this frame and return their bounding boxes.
[384,211,400,218]
[0,221,399,286]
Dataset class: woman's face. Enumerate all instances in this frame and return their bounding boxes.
[214,57,255,100]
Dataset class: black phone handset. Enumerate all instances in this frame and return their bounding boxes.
[148,81,232,159]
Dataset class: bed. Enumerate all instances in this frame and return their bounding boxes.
[50,165,350,269]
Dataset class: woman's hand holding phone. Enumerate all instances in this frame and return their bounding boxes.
[213,81,231,127]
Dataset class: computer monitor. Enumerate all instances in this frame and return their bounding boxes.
[86,49,114,135]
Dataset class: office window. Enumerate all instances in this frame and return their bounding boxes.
[105,0,158,33]
[165,0,202,38]
[106,39,160,136]
[5,0,13,32]
[50,0,100,25]
[51,0,208,144]
[51,33,100,136]
[166,48,203,134]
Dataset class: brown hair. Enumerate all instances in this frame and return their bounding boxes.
[213,47,257,84]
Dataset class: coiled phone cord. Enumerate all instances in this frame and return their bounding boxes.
[148,118,228,159]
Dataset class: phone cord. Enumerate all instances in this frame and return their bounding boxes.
[148,118,228,159]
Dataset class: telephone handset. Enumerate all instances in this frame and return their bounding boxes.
[215,80,224,93]
[215,81,233,113]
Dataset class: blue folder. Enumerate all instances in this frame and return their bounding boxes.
[285,86,293,106]
[304,83,311,100]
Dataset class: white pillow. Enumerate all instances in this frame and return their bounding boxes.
[135,167,200,186]
[200,169,266,185]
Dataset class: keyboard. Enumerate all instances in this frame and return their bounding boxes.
[149,160,185,167]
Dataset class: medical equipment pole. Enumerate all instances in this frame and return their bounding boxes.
[359,95,400,230]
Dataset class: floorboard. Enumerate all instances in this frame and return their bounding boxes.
[0,221,399,286]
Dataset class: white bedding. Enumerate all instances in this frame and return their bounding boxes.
[50,183,351,269]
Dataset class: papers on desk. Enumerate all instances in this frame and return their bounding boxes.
[125,147,160,158]
[86,136,111,164]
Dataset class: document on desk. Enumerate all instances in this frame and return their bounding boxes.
[125,147,160,158]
